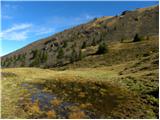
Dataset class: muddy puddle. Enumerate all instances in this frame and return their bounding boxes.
[19,80,131,119]
[20,83,96,119]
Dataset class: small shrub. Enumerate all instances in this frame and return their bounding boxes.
[120,38,124,43]
[41,52,48,63]
[1,62,5,67]
[134,18,138,21]
[121,10,130,15]
[5,61,11,67]
[146,36,150,40]
[30,49,38,60]
[30,49,48,66]
[92,38,97,46]
[96,42,108,54]
[17,55,21,61]
[57,48,64,59]
[63,41,67,48]
[78,50,83,60]
[133,34,142,42]
[13,55,17,60]
[70,48,78,63]
[30,50,40,66]
[81,42,86,49]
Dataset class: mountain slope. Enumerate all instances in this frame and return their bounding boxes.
[1,5,159,68]
[2,37,158,118]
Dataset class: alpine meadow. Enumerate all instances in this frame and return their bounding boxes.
[1,2,159,119]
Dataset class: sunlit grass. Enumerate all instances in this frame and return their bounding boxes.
[46,110,56,119]
[68,111,86,119]
[1,67,120,118]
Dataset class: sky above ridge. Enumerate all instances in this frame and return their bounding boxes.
[1,1,158,56]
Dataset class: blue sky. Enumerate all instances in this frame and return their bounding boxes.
[1,1,158,56]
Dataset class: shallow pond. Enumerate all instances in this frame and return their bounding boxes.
[20,83,96,118]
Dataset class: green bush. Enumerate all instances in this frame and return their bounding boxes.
[92,38,97,46]
[57,48,64,59]
[70,48,78,63]
[41,52,48,63]
[81,42,86,49]
[30,49,48,66]
[78,50,83,60]
[96,42,108,54]
[31,49,38,60]
[133,34,142,42]
[63,41,67,48]
[120,38,124,43]
[2,61,5,67]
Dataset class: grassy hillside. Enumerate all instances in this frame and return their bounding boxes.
[58,36,158,69]
[2,36,158,118]
[1,5,158,68]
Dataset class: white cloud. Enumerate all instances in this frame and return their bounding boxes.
[4,30,29,41]
[0,23,32,41]
[1,14,95,41]
[0,23,55,41]
[3,23,32,33]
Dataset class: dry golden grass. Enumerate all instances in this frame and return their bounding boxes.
[107,18,117,27]
[109,36,158,51]
[79,103,93,109]
[68,111,86,119]
[30,100,40,113]
[86,16,113,30]
[46,110,56,119]
[137,5,158,13]
[50,99,61,107]
[78,92,86,98]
